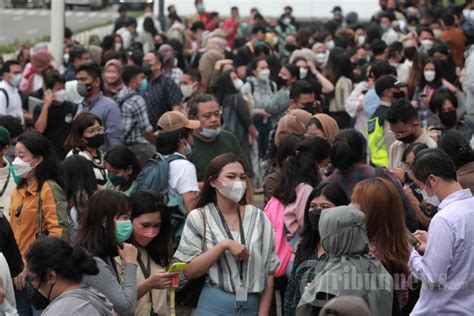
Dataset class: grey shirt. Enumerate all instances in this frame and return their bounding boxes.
[82,257,137,316]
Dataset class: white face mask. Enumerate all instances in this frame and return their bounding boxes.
[257,69,270,81]
[315,53,326,64]
[115,43,122,51]
[233,79,244,91]
[283,17,291,25]
[217,179,247,203]
[180,83,196,98]
[63,53,70,64]
[325,40,335,50]
[12,157,33,178]
[420,39,434,51]
[358,35,366,46]
[54,89,67,103]
[433,29,442,38]
[299,67,308,79]
[424,70,436,82]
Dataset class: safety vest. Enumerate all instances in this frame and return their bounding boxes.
[367,106,389,167]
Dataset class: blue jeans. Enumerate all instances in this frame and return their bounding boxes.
[15,288,43,316]
[193,286,259,316]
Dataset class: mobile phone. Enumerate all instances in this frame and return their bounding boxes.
[168,262,187,273]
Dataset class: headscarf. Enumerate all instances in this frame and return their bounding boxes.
[275,109,312,148]
[296,206,393,316]
[158,44,175,75]
[30,49,52,72]
[102,59,124,96]
[289,48,318,65]
[319,296,371,316]
[88,45,103,65]
[313,114,340,144]
[198,49,225,91]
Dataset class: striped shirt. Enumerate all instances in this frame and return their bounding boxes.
[174,203,279,294]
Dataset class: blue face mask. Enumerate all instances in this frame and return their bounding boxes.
[199,127,221,138]
[10,74,21,88]
[184,141,192,155]
[139,79,148,92]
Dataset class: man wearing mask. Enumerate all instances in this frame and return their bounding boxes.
[387,99,437,169]
[235,25,267,79]
[417,28,435,54]
[141,51,183,127]
[75,63,124,150]
[180,68,201,111]
[187,94,253,183]
[116,65,155,167]
[0,61,24,123]
[64,47,90,82]
[380,12,399,45]
[367,74,406,167]
[33,70,77,159]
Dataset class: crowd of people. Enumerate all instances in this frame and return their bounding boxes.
[0,0,474,315]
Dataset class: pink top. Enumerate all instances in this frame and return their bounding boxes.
[283,183,313,239]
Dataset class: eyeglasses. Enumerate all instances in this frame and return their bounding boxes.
[85,126,104,135]
[201,110,222,120]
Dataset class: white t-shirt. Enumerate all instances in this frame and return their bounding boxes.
[167,152,199,196]
[0,81,24,122]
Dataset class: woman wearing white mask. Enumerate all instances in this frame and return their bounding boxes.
[34,70,77,159]
[174,153,278,316]
[8,132,69,314]
[215,70,257,168]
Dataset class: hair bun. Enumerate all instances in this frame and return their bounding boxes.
[71,246,99,276]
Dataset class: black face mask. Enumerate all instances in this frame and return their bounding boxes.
[301,102,316,114]
[398,132,417,144]
[143,63,152,78]
[85,133,105,148]
[393,91,406,100]
[26,280,53,310]
[308,208,323,230]
[285,43,297,53]
[439,110,457,128]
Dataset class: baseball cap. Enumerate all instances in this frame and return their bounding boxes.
[332,6,342,13]
[157,111,201,133]
[375,75,407,97]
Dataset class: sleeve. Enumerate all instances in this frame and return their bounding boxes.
[284,268,298,316]
[173,210,205,263]
[284,184,313,238]
[0,253,15,311]
[336,78,352,108]
[264,90,290,116]
[408,217,454,286]
[82,257,137,316]
[40,182,67,239]
[0,217,23,278]
[261,212,279,276]
[235,96,252,128]
[104,103,124,146]
[32,105,42,123]
[165,79,183,108]
[344,83,365,118]
[0,91,7,115]
[120,102,134,139]
[174,162,199,194]
[137,98,153,134]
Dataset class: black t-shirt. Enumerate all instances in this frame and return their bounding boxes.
[33,101,77,159]
[0,216,23,278]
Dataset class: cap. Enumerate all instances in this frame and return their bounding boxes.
[375,74,407,97]
[157,111,201,133]
[0,126,11,147]
[332,6,342,13]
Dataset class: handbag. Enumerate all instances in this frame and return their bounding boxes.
[175,209,207,307]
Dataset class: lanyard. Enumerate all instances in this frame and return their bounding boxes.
[217,207,246,284]
[137,252,157,316]
[0,170,10,197]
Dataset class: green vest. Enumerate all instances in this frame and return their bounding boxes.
[367,108,389,167]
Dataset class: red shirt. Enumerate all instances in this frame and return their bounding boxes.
[224,18,239,48]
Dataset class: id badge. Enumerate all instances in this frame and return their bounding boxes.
[235,287,248,309]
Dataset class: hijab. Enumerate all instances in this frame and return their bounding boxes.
[275,109,312,147]
[102,59,124,96]
[296,206,393,316]
[313,114,340,144]
[158,44,176,75]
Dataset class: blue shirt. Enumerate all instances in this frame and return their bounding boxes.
[362,89,380,118]
[409,189,474,315]
[76,92,124,151]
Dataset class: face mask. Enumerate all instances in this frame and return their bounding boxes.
[381,23,390,32]
[325,40,335,50]
[308,208,323,230]
[254,40,265,47]
[420,39,434,51]
[258,69,271,81]
[173,58,178,68]
[26,280,53,310]
[12,157,32,179]
[393,91,406,99]
[315,53,326,64]
[283,17,291,25]
[433,29,442,38]
[180,83,195,98]
[85,133,105,148]
[133,227,159,247]
[299,67,308,79]
[77,83,93,97]
[197,3,205,13]
[200,127,221,138]
[301,102,316,114]
[139,79,148,92]
[115,43,122,51]
[53,89,66,103]
[10,74,22,88]
[63,53,70,64]
[358,35,366,46]
[184,141,192,155]
[285,43,297,53]
[143,64,152,78]
[107,172,127,186]
[439,110,457,127]
[398,132,417,144]
[217,180,247,203]
[115,219,133,244]
[424,70,436,82]
[420,177,440,206]
[319,167,328,177]
[233,79,244,91]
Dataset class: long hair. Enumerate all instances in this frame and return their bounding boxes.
[274,137,330,205]
[104,145,141,191]
[420,59,443,89]
[295,182,349,266]
[75,190,131,259]
[195,154,248,208]
[17,132,62,190]
[352,178,410,275]
[215,70,238,105]
[130,191,172,267]
[64,112,102,151]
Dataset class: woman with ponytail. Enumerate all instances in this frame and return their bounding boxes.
[24,236,114,315]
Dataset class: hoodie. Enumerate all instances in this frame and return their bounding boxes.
[42,286,115,316]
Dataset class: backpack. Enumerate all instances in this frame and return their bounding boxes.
[248,79,277,95]
[264,197,294,278]
[0,88,9,109]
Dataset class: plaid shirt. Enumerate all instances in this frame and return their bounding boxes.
[116,87,153,145]
[141,75,183,127]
